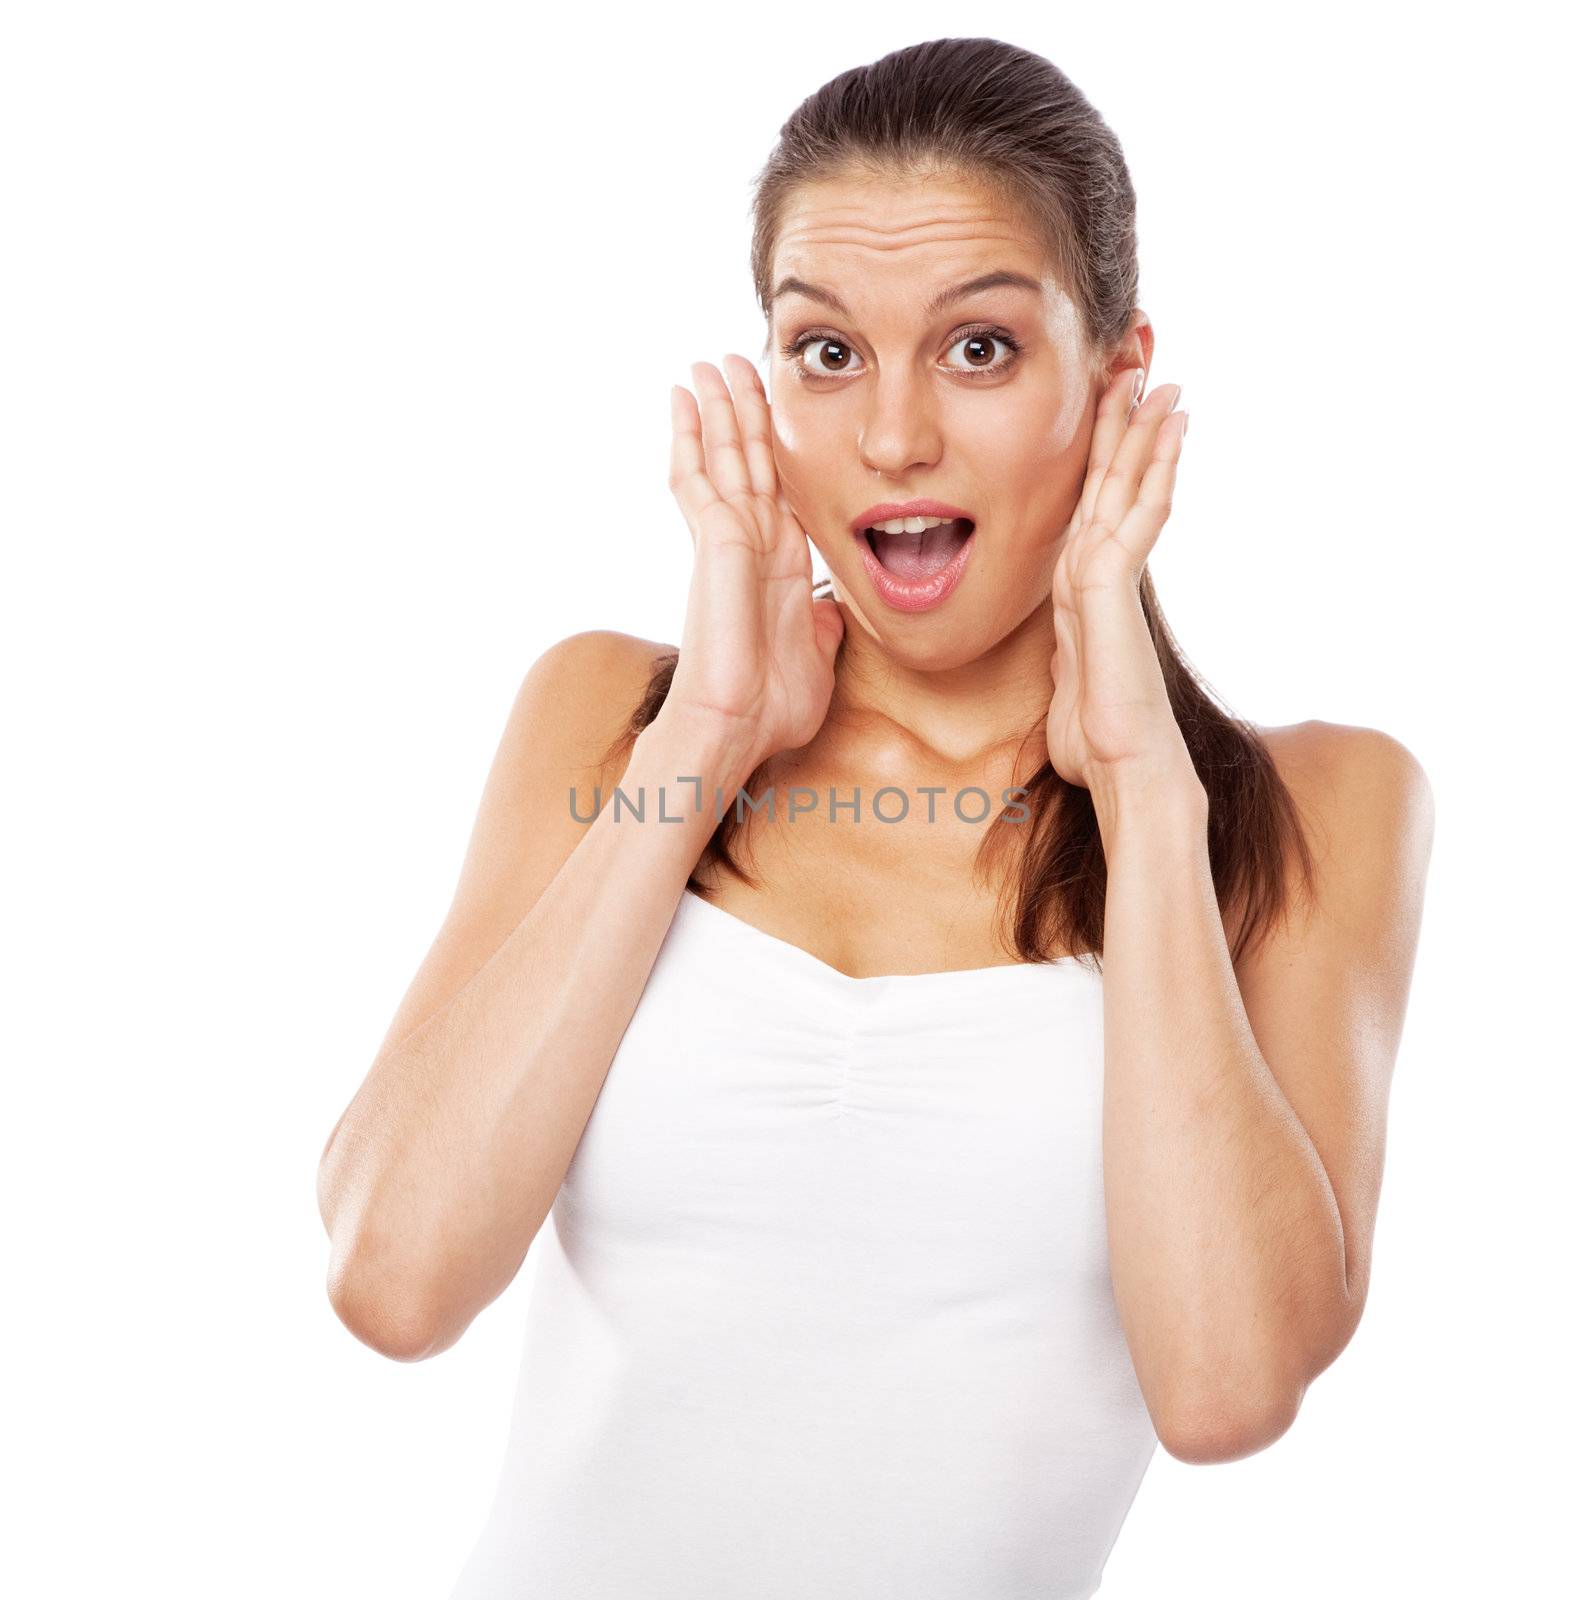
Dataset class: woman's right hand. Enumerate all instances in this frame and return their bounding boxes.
[663,355,846,784]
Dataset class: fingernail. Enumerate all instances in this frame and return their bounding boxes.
[1167,384,1182,409]
[1132,368,1145,403]
[1180,411,1190,436]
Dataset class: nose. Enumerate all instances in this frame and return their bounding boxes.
[857,366,943,478]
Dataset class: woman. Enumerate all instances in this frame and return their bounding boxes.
[317,36,1434,1599]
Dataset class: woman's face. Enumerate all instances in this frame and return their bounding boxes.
[766,171,1116,667]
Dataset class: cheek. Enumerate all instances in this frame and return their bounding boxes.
[966,383,1088,464]
[769,406,813,480]
[769,402,841,524]
[963,397,1089,523]
[770,389,834,440]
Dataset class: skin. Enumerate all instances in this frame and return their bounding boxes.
[747,168,1177,780]
[765,169,1129,702]
[664,165,1185,964]
[660,166,1434,1457]
[317,166,1433,1481]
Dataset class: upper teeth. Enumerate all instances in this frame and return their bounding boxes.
[866,514,963,536]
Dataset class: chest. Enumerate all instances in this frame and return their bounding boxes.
[692,770,1030,981]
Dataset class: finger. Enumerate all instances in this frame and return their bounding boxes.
[722,353,779,503]
[1110,409,1187,564]
[1076,366,1142,532]
[691,360,754,505]
[668,385,720,544]
[1087,382,1181,539]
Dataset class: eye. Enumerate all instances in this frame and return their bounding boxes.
[945,327,1022,376]
[783,334,862,378]
[778,324,1025,382]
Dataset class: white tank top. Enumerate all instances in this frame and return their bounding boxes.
[448,887,1158,1600]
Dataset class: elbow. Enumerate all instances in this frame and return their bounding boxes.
[1154,1382,1303,1466]
[325,1244,449,1364]
[317,1125,451,1361]
[1153,1280,1362,1465]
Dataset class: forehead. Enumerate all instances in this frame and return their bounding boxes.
[770,172,1056,300]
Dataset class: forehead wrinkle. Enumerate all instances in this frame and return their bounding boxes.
[782,190,1011,225]
[774,239,1050,320]
[779,217,1034,252]
[782,236,1037,270]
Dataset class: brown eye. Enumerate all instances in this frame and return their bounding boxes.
[795,337,859,376]
[946,331,1018,374]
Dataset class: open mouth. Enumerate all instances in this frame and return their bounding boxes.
[861,516,976,580]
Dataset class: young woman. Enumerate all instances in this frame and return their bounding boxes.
[317,37,1434,1599]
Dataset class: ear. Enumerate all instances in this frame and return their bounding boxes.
[1102,310,1154,389]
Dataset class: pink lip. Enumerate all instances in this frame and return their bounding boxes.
[852,520,977,614]
[850,498,976,534]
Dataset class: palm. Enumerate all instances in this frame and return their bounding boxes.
[668,357,844,776]
[1045,534,1151,787]
[1045,370,1190,790]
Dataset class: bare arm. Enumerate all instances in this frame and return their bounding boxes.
[316,631,748,1362]
[319,354,846,1363]
[1093,729,1432,1464]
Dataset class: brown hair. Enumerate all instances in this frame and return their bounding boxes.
[610,36,1317,972]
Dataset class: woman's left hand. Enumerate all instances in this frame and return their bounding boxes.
[1046,367,1194,795]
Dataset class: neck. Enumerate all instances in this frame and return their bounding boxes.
[821,596,1055,775]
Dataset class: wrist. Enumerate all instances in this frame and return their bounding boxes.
[633,709,761,802]
[1088,752,1207,851]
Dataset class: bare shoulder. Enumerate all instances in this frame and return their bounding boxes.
[514,628,678,789]
[1257,719,1433,833]
[1251,719,1436,924]
[363,629,677,1060]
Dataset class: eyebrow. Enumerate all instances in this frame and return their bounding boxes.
[770,269,1044,319]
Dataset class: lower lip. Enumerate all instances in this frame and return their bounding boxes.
[852,523,977,614]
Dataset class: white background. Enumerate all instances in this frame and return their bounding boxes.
[4,2,1585,1595]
